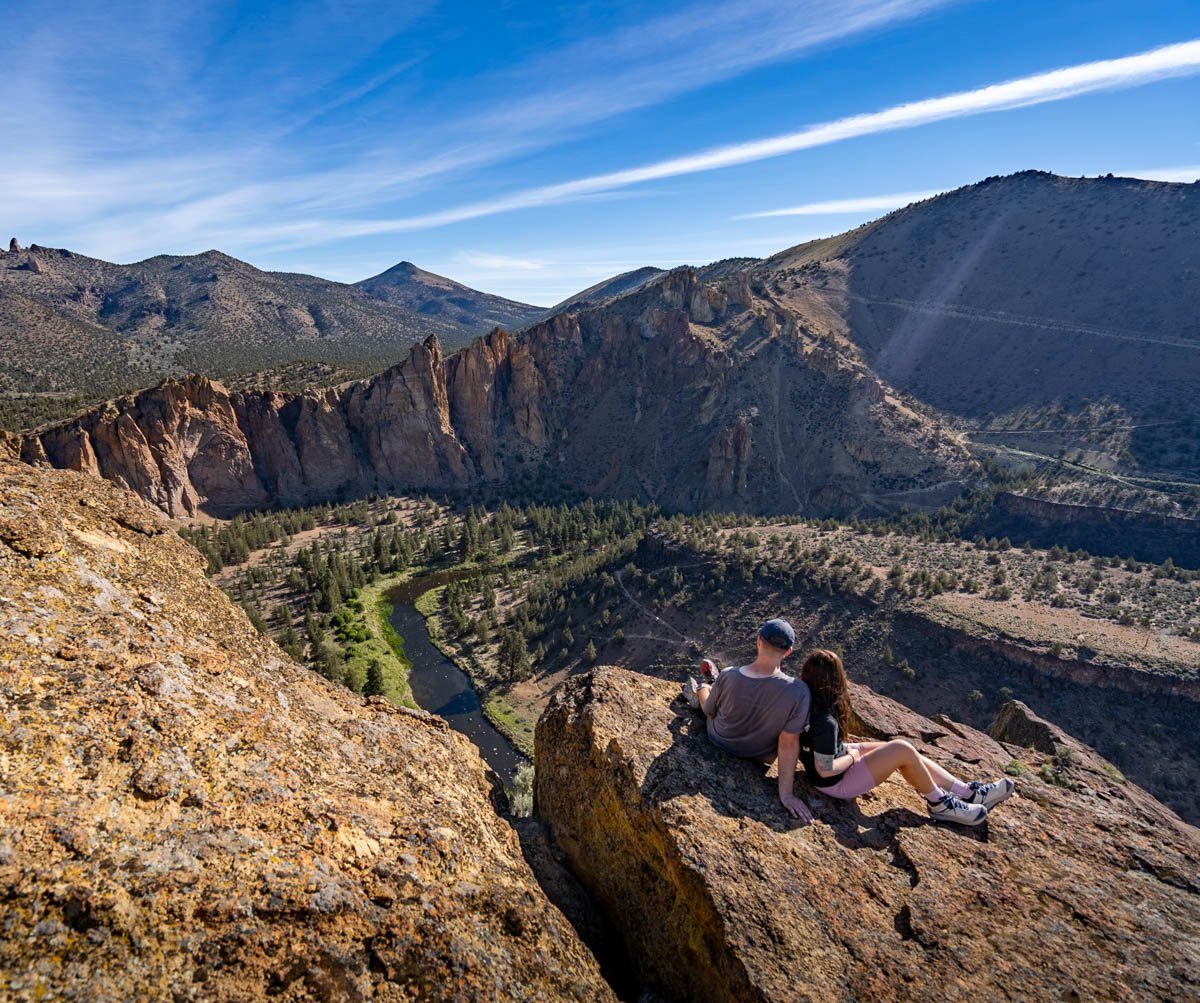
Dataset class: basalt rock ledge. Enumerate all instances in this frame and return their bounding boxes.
[537,666,1200,1002]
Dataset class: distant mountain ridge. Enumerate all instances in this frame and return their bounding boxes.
[9,172,1200,549]
[356,260,544,332]
[0,244,541,401]
[8,265,971,519]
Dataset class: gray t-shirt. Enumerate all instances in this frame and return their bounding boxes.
[704,666,811,762]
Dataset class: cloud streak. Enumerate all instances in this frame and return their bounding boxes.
[325,38,1200,239]
[1,0,951,263]
[1113,164,1200,183]
[737,189,948,218]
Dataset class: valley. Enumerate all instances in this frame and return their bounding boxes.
[196,491,1200,823]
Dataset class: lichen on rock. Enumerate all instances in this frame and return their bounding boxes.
[0,462,613,1001]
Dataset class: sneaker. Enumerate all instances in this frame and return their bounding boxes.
[699,659,720,685]
[682,677,701,709]
[963,777,1016,809]
[927,793,988,826]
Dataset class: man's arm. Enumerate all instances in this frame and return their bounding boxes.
[777,731,812,821]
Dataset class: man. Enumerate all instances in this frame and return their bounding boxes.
[683,618,813,821]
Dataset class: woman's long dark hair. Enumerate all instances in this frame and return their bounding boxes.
[800,649,851,737]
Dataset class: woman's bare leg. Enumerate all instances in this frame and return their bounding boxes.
[857,742,959,790]
[919,755,961,791]
[859,739,936,797]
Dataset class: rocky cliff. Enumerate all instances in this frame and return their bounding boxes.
[0,461,613,1001]
[537,667,1199,1002]
[15,266,972,518]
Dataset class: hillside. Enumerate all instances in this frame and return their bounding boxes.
[0,460,612,1000]
[356,260,543,332]
[0,243,535,419]
[760,171,1200,482]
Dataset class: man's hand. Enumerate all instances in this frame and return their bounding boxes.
[780,793,813,822]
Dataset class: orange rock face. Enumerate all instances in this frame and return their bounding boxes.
[0,463,613,1001]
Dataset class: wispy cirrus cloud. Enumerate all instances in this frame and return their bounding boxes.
[0,0,952,262]
[1113,164,1200,182]
[736,189,948,218]
[455,251,547,271]
[304,38,1200,242]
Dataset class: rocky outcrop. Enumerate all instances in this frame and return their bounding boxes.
[0,462,613,1001]
[23,269,972,519]
[8,237,20,253]
[537,667,1199,1003]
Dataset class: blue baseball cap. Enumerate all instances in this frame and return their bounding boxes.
[758,618,796,651]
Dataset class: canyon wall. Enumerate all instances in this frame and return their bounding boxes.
[12,269,972,518]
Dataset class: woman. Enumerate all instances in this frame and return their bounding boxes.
[798,649,1014,826]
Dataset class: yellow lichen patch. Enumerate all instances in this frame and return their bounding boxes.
[70,528,132,554]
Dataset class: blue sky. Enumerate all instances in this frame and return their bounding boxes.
[3,0,1198,304]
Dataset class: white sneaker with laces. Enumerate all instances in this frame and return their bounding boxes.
[928,793,988,826]
[682,677,701,709]
[964,777,1016,809]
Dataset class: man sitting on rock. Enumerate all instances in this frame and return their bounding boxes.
[683,618,813,822]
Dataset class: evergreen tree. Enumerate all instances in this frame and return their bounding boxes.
[364,659,386,697]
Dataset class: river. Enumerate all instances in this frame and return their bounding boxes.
[387,569,528,787]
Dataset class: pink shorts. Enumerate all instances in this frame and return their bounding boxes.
[817,759,877,799]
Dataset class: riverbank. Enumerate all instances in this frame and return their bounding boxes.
[388,573,529,784]
[413,582,535,757]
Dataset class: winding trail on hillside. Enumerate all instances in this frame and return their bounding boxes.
[848,294,1200,351]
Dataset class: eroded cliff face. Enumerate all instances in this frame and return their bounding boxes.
[537,667,1200,1003]
[0,462,613,1001]
[19,268,973,518]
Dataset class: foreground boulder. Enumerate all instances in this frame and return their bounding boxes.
[537,667,1199,1002]
[0,462,613,1002]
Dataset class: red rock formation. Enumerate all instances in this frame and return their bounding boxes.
[21,268,973,518]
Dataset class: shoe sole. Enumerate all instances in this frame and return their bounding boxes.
[930,811,988,826]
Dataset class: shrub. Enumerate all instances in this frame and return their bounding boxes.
[506,764,535,817]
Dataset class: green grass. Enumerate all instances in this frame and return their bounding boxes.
[332,569,446,710]
[1100,761,1127,784]
[483,694,535,758]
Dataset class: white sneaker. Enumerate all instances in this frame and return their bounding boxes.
[928,794,988,826]
[682,677,701,709]
[963,777,1016,809]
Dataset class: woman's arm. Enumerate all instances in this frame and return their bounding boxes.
[814,748,859,777]
[811,721,861,777]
